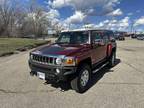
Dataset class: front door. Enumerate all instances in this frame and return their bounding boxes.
[91,31,107,64]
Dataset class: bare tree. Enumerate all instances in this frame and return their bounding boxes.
[0,0,15,37]
[16,0,51,39]
[0,0,54,38]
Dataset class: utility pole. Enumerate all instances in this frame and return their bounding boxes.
[130,21,134,33]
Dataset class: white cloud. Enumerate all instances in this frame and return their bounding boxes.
[51,0,66,8]
[83,24,95,28]
[94,17,130,31]
[119,17,129,27]
[134,17,144,26]
[65,11,86,24]
[103,20,110,23]
[48,0,52,6]
[48,0,121,25]
[51,0,120,16]
[107,8,123,16]
[46,0,124,29]
[136,10,141,13]
[128,12,133,16]
[47,9,60,19]
[50,18,69,30]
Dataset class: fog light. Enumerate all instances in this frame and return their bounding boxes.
[56,68,60,74]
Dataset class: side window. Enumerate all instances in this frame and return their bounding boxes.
[103,32,109,43]
[92,31,102,43]
[107,31,115,40]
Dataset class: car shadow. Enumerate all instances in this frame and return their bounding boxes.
[44,58,121,93]
[44,80,71,92]
[88,58,121,91]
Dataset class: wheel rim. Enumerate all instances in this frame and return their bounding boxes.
[80,70,89,87]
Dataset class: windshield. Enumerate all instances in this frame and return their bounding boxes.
[56,31,89,44]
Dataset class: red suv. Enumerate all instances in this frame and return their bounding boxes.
[29,29,117,93]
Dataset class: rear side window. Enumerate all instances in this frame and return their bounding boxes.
[107,31,114,39]
[92,31,113,44]
[92,31,102,42]
[103,32,109,43]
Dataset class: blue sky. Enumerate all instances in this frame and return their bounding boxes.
[36,0,144,32]
[58,0,143,22]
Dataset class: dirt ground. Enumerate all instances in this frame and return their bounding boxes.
[0,38,144,108]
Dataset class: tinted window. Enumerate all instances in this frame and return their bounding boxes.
[57,31,89,44]
[92,31,102,42]
[103,32,109,43]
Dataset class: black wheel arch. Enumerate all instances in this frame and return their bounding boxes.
[77,57,92,70]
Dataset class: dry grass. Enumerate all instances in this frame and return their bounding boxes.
[0,38,50,56]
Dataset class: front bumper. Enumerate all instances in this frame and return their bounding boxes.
[29,60,77,81]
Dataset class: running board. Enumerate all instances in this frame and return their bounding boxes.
[92,62,109,74]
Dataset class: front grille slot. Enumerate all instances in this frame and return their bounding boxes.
[32,54,56,65]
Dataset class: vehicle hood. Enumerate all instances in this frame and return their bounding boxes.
[31,43,88,56]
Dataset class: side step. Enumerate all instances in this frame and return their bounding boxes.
[92,62,109,74]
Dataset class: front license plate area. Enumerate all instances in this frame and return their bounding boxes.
[37,72,45,80]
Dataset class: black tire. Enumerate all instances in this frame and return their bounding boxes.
[70,64,91,93]
[108,51,116,67]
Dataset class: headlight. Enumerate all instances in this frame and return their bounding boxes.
[56,58,62,65]
[63,57,76,66]
[30,54,33,59]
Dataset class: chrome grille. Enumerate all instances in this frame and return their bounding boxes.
[32,54,56,65]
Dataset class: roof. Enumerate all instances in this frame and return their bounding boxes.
[61,28,113,33]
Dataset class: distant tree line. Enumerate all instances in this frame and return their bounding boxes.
[0,0,63,38]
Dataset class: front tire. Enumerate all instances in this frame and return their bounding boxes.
[70,64,91,93]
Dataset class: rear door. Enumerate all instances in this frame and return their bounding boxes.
[91,31,107,64]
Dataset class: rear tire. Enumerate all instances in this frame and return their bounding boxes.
[108,51,116,67]
[70,64,91,93]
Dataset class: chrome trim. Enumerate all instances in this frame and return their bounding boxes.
[92,62,109,73]
[30,53,65,66]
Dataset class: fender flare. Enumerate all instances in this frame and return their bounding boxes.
[107,44,112,57]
